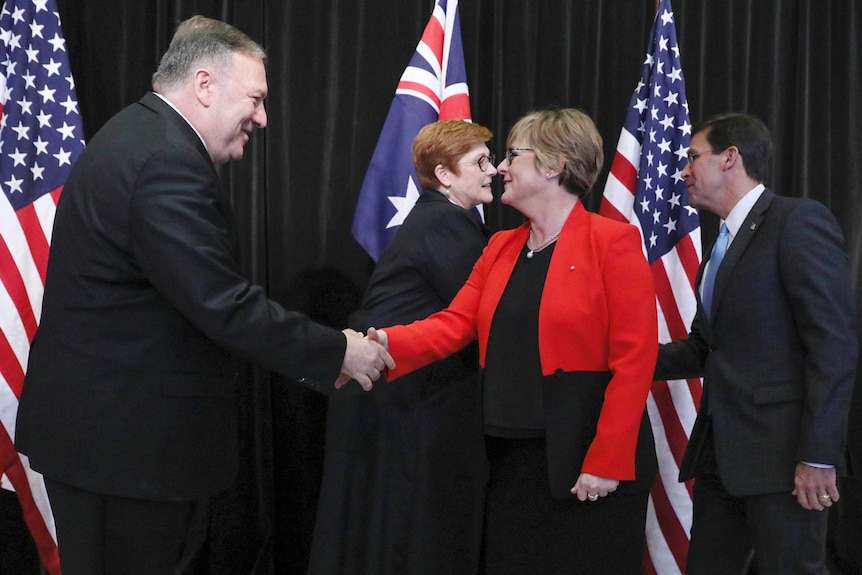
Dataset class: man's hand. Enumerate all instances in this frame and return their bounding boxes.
[792,462,839,511]
[336,328,395,391]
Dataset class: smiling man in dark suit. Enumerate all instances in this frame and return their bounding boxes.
[14,15,392,575]
[655,113,856,575]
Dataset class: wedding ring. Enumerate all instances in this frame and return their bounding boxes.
[818,494,832,504]
[588,494,599,502]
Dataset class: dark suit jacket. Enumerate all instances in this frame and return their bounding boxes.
[656,189,857,496]
[387,202,659,497]
[309,190,490,574]
[16,93,346,502]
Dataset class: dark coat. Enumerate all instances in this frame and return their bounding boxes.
[16,93,346,502]
[308,190,490,575]
[656,190,857,496]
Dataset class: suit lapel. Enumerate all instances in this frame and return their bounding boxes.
[709,189,775,318]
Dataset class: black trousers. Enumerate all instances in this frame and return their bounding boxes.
[44,478,208,575]
[687,428,829,575]
[0,488,40,574]
[481,435,649,575]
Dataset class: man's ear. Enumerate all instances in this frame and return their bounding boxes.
[193,68,215,107]
[722,145,741,171]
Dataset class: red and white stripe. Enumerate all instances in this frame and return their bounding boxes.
[0,187,62,575]
[396,0,469,120]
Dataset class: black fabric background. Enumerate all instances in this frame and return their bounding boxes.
[8,1,856,573]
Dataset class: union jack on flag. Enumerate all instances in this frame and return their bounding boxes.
[352,0,471,261]
[0,1,85,573]
[600,1,701,573]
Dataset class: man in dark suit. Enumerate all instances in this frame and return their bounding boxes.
[14,15,392,575]
[655,113,856,574]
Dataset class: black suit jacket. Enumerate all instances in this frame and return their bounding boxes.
[656,189,857,496]
[309,190,490,574]
[16,93,346,501]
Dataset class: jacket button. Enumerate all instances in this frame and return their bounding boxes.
[554,369,565,378]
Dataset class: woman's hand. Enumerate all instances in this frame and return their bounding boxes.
[571,473,619,502]
[367,327,388,350]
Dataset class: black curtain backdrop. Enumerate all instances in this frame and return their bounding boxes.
[39,0,862,573]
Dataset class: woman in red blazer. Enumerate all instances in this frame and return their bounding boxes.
[377,109,659,573]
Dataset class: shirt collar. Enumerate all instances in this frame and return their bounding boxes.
[722,183,765,242]
[152,92,208,152]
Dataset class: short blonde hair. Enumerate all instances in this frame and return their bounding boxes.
[412,120,493,190]
[507,108,603,196]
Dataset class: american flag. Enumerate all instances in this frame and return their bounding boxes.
[599,1,700,573]
[351,0,471,261]
[0,0,84,573]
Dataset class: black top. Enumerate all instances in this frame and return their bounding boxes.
[483,241,555,437]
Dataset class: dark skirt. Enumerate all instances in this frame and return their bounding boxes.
[308,371,487,575]
[482,436,649,575]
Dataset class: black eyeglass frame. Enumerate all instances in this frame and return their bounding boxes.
[686,149,719,164]
[458,153,496,172]
[506,147,534,165]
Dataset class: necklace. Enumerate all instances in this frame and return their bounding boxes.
[526,228,561,259]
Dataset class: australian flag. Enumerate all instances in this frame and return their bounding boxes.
[351,0,471,261]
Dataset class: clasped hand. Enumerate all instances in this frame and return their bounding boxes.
[336,328,394,391]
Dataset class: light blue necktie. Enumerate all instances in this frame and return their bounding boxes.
[701,223,729,317]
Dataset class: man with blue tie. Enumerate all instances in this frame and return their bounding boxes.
[655,113,857,574]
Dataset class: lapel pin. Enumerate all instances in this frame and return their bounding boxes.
[750,223,757,231]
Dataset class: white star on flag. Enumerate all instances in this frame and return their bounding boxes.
[386,176,421,229]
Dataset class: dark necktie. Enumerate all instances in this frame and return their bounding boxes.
[701,223,729,317]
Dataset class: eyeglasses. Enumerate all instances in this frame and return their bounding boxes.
[686,149,715,164]
[459,154,496,172]
[506,147,534,165]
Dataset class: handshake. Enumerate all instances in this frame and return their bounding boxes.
[337,327,392,391]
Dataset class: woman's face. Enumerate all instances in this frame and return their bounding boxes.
[496,140,544,210]
[444,143,497,209]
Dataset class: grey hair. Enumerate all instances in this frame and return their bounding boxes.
[152,15,266,93]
